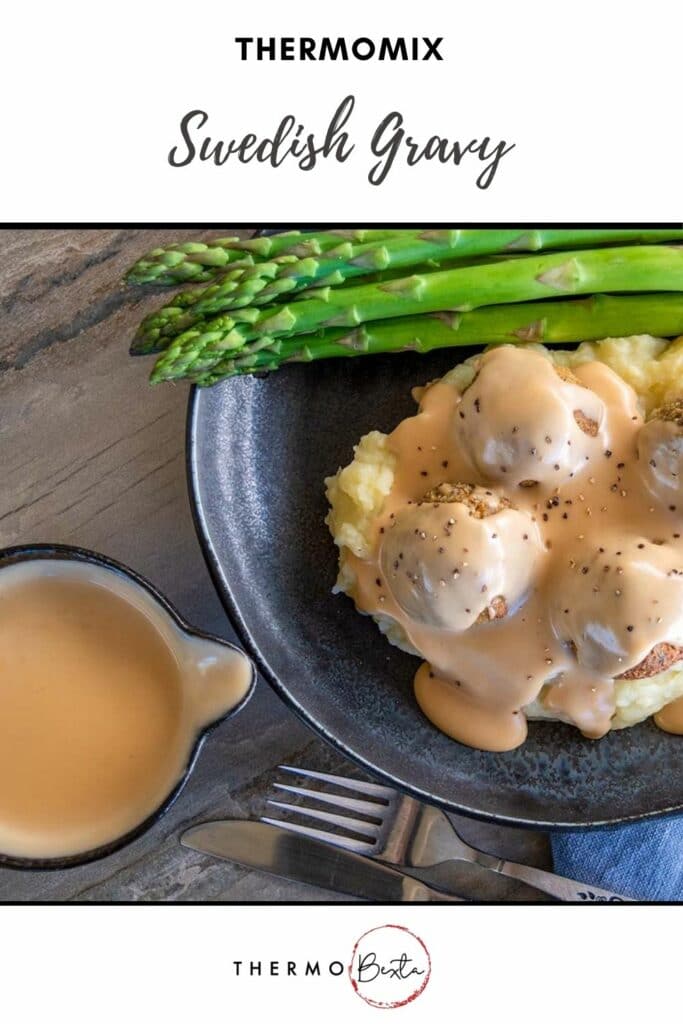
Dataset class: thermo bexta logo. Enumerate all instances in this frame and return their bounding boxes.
[348,925,431,1008]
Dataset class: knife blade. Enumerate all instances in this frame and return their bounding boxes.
[181,820,461,902]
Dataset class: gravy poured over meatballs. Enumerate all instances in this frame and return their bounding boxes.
[344,346,683,751]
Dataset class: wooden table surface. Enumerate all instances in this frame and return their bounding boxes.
[0,229,551,902]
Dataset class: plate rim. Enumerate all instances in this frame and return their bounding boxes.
[185,370,683,833]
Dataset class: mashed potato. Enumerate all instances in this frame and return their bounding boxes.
[325,336,683,733]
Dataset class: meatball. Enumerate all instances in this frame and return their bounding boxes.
[380,483,543,632]
[551,534,683,678]
[637,398,683,506]
[453,346,605,487]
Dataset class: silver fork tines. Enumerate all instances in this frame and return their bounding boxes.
[267,798,379,838]
[261,765,399,855]
[260,816,376,855]
[276,765,396,799]
[273,783,386,820]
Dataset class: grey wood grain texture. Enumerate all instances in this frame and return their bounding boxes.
[0,229,551,902]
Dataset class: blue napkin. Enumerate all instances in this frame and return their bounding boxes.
[551,816,683,901]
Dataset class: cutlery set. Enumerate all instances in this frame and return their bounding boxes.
[181,765,630,903]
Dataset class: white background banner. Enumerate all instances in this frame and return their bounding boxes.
[0,905,677,1020]
[1,0,681,221]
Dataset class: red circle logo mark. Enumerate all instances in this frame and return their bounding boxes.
[348,924,431,1008]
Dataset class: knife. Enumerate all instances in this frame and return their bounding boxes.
[181,819,462,902]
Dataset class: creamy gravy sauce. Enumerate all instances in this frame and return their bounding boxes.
[655,696,683,734]
[0,560,252,859]
[346,346,683,751]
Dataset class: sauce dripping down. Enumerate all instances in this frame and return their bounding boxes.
[655,697,683,734]
[345,346,683,750]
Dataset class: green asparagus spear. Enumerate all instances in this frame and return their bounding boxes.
[132,241,521,351]
[187,293,683,385]
[131,255,303,354]
[125,229,401,286]
[132,228,683,348]
[177,228,683,318]
[150,245,683,383]
[131,253,523,356]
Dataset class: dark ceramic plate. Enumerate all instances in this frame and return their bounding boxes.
[188,347,683,831]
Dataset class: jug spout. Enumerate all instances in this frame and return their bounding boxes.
[181,633,255,731]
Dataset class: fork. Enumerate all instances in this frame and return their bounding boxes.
[262,766,631,902]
